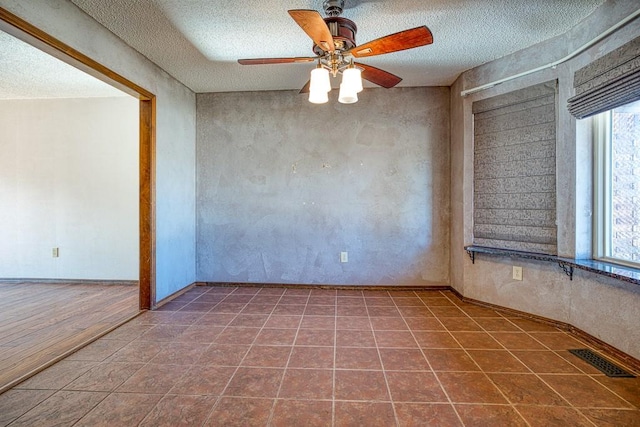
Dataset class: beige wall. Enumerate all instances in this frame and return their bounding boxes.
[0,97,138,280]
[450,0,640,359]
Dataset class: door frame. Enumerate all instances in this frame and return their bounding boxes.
[0,7,155,309]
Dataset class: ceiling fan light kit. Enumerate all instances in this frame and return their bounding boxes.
[343,66,363,93]
[337,65,363,104]
[309,87,330,104]
[309,64,332,103]
[310,61,363,104]
[338,83,358,104]
[238,1,433,104]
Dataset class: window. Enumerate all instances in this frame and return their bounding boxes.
[593,99,640,268]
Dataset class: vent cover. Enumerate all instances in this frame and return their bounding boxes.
[568,349,635,378]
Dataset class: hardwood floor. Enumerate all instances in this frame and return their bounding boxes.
[0,281,139,392]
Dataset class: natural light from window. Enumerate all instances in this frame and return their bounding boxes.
[594,99,640,268]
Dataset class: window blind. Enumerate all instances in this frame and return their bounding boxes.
[568,36,640,119]
[473,81,558,254]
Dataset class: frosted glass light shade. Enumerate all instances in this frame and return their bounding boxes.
[342,67,363,93]
[338,83,358,104]
[309,89,329,104]
[309,67,331,93]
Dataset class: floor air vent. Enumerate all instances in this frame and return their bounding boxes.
[568,349,635,378]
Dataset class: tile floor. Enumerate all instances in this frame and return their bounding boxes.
[1,286,639,426]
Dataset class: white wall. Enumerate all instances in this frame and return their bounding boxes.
[450,0,640,359]
[0,0,198,302]
[0,97,138,280]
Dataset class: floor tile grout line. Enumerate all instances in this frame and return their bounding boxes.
[472,302,618,422]
[440,292,566,426]
[367,289,403,427]
[442,294,555,357]
[440,291,549,426]
[192,286,256,425]
[475,324,602,385]
[448,290,611,366]
[551,348,602,375]
[192,288,246,424]
[42,389,112,427]
[200,286,286,427]
[108,322,198,426]
[266,288,311,426]
[40,289,222,426]
[534,370,635,412]
[136,287,245,426]
[559,403,639,410]
[490,324,600,412]
[586,375,640,410]
[501,342,596,400]
[393,289,467,427]
[574,408,602,427]
[522,328,620,377]
[188,288,248,368]
[81,323,151,401]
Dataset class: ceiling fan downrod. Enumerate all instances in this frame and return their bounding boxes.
[323,0,345,17]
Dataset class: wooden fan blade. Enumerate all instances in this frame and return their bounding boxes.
[238,57,316,65]
[355,63,402,88]
[299,80,311,94]
[348,26,433,58]
[288,9,335,52]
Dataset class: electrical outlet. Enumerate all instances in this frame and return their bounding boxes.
[52,247,59,258]
[513,266,523,281]
[340,252,348,263]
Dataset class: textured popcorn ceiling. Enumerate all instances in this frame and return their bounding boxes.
[67,0,606,93]
[2,0,607,96]
[0,32,127,99]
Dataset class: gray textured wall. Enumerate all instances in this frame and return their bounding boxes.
[197,87,450,286]
[450,0,640,358]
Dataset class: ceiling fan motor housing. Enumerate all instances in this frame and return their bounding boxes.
[312,17,357,55]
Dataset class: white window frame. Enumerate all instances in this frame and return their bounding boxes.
[592,109,640,269]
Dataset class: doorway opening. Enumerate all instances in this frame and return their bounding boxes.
[0,7,155,392]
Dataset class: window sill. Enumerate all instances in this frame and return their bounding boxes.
[464,245,640,286]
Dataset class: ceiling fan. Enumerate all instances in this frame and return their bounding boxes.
[237,0,433,104]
